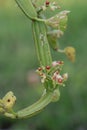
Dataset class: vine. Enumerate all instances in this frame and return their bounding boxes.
[0,0,76,119]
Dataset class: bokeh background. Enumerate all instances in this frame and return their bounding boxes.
[0,0,87,130]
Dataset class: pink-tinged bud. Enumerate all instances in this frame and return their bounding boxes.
[58,78,63,83]
[52,61,64,67]
[46,0,50,6]
[57,61,64,65]
[56,74,62,81]
[46,66,50,70]
[52,61,57,67]
[55,74,63,83]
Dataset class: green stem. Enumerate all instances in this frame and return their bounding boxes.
[17,91,53,119]
[32,21,52,66]
[15,0,37,20]
[4,22,54,118]
[32,21,45,66]
[4,91,53,119]
[2,0,57,119]
[15,0,46,22]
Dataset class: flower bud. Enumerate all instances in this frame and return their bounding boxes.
[52,89,60,102]
[52,61,58,67]
[46,66,50,70]
[52,61,64,67]
[58,78,63,84]
[2,91,16,110]
[45,10,70,31]
[64,46,76,62]
[45,0,50,7]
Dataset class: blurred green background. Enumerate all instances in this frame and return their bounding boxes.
[0,0,87,130]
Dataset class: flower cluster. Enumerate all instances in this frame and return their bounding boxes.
[35,0,60,12]
[52,71,68,85]
[36,61,68,89]
[45,1,60,11]
[45,10,70,30]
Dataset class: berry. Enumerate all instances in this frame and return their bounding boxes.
[46,0,50,6]
[46,66,50,70]
[58,78,63,83]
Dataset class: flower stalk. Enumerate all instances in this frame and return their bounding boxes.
[0,0,75,119]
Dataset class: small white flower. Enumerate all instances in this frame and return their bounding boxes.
[63,73,68,80]
[52,61,57,67]
[41,74,46,83]
[56,74,62,80]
